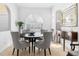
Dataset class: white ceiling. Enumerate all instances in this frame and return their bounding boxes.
[15,3,76,12]
[15,3,74,8]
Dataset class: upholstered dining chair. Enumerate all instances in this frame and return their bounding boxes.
[11,32,30,56]
[67,51,79,56]
[20,29,30,42]
[34,32,53,56]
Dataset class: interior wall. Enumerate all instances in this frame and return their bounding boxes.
[6,4,18,32]
[51,3,74,31]
[17,6,52,31]
[0,31,12,53]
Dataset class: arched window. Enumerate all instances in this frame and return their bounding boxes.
[0,4,10,31]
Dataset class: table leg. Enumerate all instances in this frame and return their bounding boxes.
[63,38,65,51]
[29,39,30,54]
[33,38,36,55]
[32,38,33,52]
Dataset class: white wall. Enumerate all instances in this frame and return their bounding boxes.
[51,3,73,30]
[17,6,52,31]
[0,31,12,53]
[6,3,18,31]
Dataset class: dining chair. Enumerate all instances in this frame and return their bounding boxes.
[70,32,78,51]
[22,29,30,34]
[11,32,30,56]
[34,32,53,56]
[67,51,79,56]
[20,29,30,42]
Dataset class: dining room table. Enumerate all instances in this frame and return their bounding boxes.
[22,32,43,52]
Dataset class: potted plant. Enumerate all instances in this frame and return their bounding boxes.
[16,21,24,33]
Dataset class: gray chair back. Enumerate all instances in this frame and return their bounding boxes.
[42,32,53,48]
[11,32,22,49]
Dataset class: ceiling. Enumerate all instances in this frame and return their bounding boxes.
[15,3,74,8]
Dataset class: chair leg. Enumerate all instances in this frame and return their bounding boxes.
[22,48,23,51]
[44,49,46,56]
[32,39,33,52]
[12,48,15,55]
[29,46,30,54]
[25,48,26,50]
[34,46,35,55]
[38,48,40,55]
[17,49,19,56]
[48,48,51,55]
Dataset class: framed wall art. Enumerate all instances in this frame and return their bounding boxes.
[63,3,78,27]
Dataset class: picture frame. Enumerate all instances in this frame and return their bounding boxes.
[63,3,78,27]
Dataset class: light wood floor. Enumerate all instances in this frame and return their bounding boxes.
[0,42,69,56]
